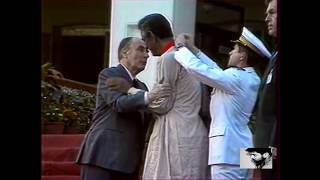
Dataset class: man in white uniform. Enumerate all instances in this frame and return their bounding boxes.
[174,27,271,179]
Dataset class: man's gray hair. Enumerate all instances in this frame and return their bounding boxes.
[118,37,134,60]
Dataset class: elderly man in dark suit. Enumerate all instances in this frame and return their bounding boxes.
[76,37,171,180]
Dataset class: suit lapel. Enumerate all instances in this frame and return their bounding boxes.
[117,64,148,92]
[117,64,134,85]
[118,64,149,91]
[261,52,278,89]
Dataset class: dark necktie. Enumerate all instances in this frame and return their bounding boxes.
[132,79,139,88]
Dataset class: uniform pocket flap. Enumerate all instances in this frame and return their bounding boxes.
[209,126,226,137]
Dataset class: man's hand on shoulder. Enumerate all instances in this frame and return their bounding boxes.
[106,77,131,93]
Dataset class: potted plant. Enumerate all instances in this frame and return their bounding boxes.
[41,81,65,134]
[62,109,81,134]
[41,63,95,134]
[61,86,95,134]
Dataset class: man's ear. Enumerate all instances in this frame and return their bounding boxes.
[146,31,152,38]
[121,50,129,58]
[239,52,247,61]
[147,31,158,42]
[262,153,269,158]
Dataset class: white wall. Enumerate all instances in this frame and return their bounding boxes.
[109,0,196,90]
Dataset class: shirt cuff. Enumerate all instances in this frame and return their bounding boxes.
[128,87,142,95]
[127,87,149,105]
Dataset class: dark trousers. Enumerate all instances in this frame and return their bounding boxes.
[80,164,138,180]
[260,158,279,180]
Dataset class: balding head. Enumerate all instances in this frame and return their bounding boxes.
[118,37,149,76]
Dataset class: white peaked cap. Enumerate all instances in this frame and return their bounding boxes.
[232,27,272,59]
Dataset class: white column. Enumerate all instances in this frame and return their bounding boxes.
[172,0,197,36]
[109,0,196,90]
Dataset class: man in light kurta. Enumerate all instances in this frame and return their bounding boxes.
[138,13,209,180]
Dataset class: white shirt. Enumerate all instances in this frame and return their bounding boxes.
[174,47,260,165]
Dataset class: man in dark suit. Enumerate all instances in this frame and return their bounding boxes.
[76,37,171,180]
[253,0,279,179]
